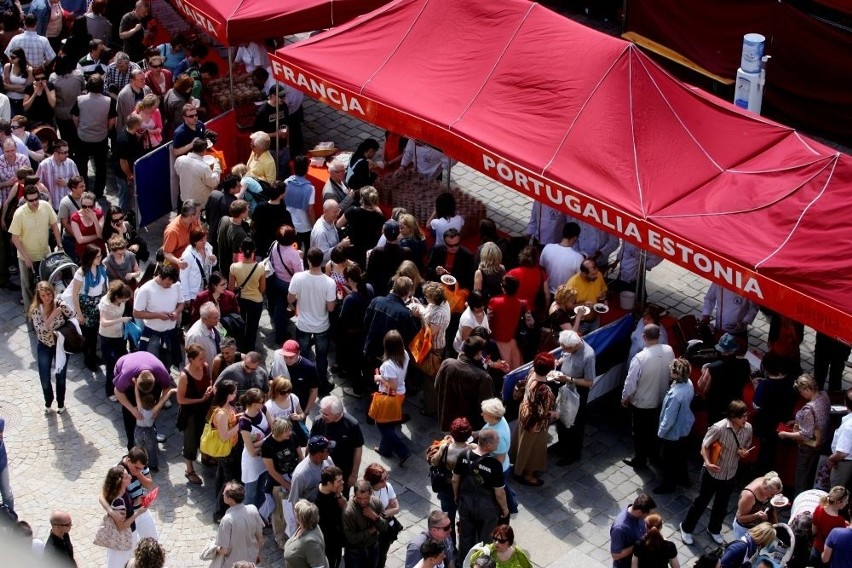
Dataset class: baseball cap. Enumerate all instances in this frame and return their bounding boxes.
[282,339,300,357]
[308,435,336,452]
[715,333,739,353]
[383,219,400,240]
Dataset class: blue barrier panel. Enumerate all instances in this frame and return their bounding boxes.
[134,142,172,228]
[501,313,635,402]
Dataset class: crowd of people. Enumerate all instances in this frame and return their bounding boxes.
[0,2,849,568]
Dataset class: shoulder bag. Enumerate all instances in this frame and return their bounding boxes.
[429,442,453,493]
[92,513,133,550]
[368,382,404,423]
[233,262,259,300]
[200,410,233,458]
[289,395,310,447]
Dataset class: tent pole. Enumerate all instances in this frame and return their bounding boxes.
[633,248,647,317]
[621,0,628,35]
[228,47,235,113]
[274,93,280,165]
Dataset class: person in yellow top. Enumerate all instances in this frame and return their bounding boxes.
[246,131,276,184]
[228,237,266,353]
[566,259,608,334]
[10,184,62,307]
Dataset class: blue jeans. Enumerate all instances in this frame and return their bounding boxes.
[268,275,290,345]
[37,341,67,408]
[344,542,379,568]
[100,335,127,397]
[139,327,178,368]
[115,176,134,212]
[437,489,458,547]
[503,467,518,514]
[295,328,330,391]
[376,421,411,460]
[244,472,268,513]
[0,464,13,514]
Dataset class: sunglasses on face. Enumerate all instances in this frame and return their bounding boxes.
[25,196,39,203]
[81,204,93,209]
[494,538,509,544]
[149,64,162,68]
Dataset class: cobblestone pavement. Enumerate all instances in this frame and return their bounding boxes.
[2,11,849,568]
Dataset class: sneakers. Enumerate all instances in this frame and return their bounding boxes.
[708,530,724,545]
[679,523,694,545]
[44,404,52,415]
[109,395,118,402]
[56,406,65,414]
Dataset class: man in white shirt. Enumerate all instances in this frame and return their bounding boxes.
[288,247,336,394]
[400,138,450,180]
[539,221,583,294]
[174,138,221,208]
[621,324,675,469]
[310,199,349,264]
[184,301,220,368]
[133,264,184,367]
[827,389,852,490]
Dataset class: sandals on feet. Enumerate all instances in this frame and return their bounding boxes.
[185,470,203,485]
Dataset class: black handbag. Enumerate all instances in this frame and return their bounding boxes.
[384,515,404,541]
[289,396,310,447]
[429,443,452,493]
[57,320,84,354]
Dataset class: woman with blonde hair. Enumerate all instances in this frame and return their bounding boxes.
[265,376,305,423]
[474,241,506,302]
[632,514,679,568]
[732,471,784,539]
[29,281,75,413]
[336,185,384,268]
[810,486,849,565]
[655,357,694,494]
[135,93,163,148]
[720,523,776,568]
[548,283,581,332]
[398,213,426,269]
[414,281,451,415]
[778,373,831,495]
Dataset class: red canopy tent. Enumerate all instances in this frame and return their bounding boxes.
[269,0,852,342]
[167,0,389,46]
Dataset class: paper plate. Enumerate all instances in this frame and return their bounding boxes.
[770,495,789,507]
[593,303,609,314]
[574,305,590,316]
[440,274,457,286]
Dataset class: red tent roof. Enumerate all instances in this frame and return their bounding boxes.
[270,0,852,340]
[167,0,389,46]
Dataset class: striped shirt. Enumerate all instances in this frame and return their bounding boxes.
[0,152,28,202]
[36,155,80,210]
[703,418,753,481]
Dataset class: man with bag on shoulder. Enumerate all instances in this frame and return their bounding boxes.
[453,428,509,562]
[550,330,596,466]
[680,399,753,546]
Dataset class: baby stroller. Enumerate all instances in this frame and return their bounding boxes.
[38,251,78,296]
[752,523,795,568]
